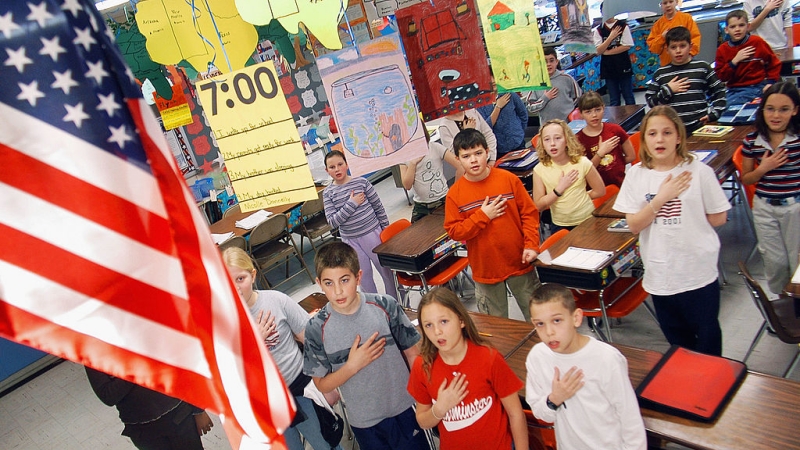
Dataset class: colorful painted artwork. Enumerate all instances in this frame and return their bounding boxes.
[235,0,344,51]
[136,0,258,74]
[556,0,595,53]
[477,0,550,92]
[396,0,494,120]
[317,33,427,176]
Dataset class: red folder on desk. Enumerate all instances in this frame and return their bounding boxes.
[636,346,746,422]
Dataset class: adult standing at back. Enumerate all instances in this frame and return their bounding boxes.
[647,0,701,66]
[744,0,793,51]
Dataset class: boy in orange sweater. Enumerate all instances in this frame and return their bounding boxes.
[647,0,701,66]
[444,129,540,321]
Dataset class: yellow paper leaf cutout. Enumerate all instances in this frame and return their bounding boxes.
[235,0,344,50]
[136,0,257,74]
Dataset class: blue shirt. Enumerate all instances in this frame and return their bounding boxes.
[478,92,529,155]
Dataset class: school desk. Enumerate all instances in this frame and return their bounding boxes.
[533,215,640,341]
[592,192,624,218]
[208,185,325,237]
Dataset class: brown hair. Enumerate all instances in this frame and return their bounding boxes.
[314,241,360,279]
[536,119,585,166]
[725,9,748,25]
[638,105,689,169]
[529,283,577,314]
[418,288,485,379]
[577,90,605,112]
[324,149,347,166]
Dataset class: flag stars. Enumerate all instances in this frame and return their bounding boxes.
[0,11,21,39]
[4,46,33,73]
[97,92,121,117]
[61,0,82,17]
[108,125,133,148]
[52,69,79,94]
[86,59,109,84]
[26,2,53,28]
[39,35,66,62]
[17,80,45,107]
[73,26,96,51]
[63,102,90,128]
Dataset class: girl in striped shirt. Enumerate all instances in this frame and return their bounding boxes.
[741,81,800,294]
[322,150,395,294]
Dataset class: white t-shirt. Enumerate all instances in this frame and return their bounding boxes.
[411,141,450,203]
[438,109,498,161]
[614,158,731,295]
[745,0,792,50]
[592,22,634,47]
[525,337,647,450]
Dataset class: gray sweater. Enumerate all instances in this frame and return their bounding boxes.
[525,70,582,124]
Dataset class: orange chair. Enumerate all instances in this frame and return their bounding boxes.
[592,184,620,208]
[524,409,557,450]
[380,219,471,306]
[568,108,582,122]
[732,145,758,264]
[794,23,800,47]
[572,277,657,342]
[540,229,569,251]
[628,131,641,166]
[531,133,539,149]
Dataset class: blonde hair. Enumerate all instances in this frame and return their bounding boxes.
[536,119,585,166]
[639,105,689,169]
[222,247,255,272]
[418,288,486,380]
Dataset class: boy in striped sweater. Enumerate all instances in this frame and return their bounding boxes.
[645,27,727,134]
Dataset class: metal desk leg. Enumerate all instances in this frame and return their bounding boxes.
[599,290,612,343]
[391,269,406,307]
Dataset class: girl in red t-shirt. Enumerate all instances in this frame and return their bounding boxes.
[576,91,636,188]
[407,288,527,450]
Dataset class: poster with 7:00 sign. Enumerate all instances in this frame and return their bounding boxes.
[196,61,318,212]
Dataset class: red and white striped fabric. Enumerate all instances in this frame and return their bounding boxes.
[0,1,293,448]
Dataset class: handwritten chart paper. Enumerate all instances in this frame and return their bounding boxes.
[477,0,550,92]
[136,0,257,74]
[317,33,427,176]
[196,62,317,212]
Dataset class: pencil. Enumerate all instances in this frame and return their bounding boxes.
[478,332,493,337]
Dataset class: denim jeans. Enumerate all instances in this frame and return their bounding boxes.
[727,82,766,107]
[605,76,636,106]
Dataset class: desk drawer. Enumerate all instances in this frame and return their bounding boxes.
[378,252,434,272]
[536,266,617,291]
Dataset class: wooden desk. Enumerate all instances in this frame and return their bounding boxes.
[605,105,645,133]
[778,46,800,77]
[785,281,800,299]
[534,216,640,340]
[208,186,325,237]
[372,213,459,274]
[685,125,753,182]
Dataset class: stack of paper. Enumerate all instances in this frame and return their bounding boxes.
[792,264,800,284]
[211,232,235,245]
[551,247,614,271]
[235,210,273,230]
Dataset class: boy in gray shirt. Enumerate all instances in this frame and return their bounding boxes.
[303,242,429,450]
[525,47,582,124]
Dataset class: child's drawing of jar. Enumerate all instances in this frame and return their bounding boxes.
[330,65,419,158]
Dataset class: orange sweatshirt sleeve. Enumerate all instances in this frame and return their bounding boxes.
[444,192,491,242]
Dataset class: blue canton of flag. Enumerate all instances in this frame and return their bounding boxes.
[0,0,147,169]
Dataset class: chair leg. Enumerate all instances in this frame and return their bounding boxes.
[289,235,315,283]
[783,348,800,378]
[743,321,767,364]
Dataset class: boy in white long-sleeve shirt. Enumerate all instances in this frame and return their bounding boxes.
[525,283,646,450]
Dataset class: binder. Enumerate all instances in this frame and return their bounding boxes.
[636,346,746,422]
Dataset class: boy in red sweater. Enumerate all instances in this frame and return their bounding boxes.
[715,9,781,106]
[444,128,540,321]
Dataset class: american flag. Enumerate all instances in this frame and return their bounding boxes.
[0,1,293,448]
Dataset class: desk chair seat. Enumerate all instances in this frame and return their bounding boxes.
[732,146,758,265]
[218,235,247,252]
[249,214,314,290]
[297,193,337,255]
[572,276,657,342]
[380,219,471,306]
[531,134,539,149]
[592,184,620,208]
[568,108,582,122]
[524,409,556,450]
[738,262,800,378]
